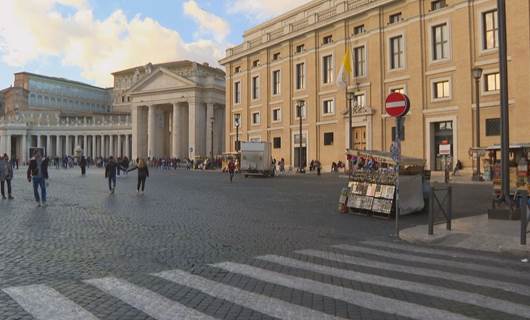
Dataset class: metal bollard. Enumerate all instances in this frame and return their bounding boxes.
[447,186,452,231]
[428,187,434,235]
[521,191,528,246]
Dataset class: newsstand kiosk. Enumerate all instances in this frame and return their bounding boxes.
[340,149,427,218]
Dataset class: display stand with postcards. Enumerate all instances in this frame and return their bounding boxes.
[340,150,427,218]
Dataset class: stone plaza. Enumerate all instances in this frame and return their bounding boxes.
[0,167,528,319]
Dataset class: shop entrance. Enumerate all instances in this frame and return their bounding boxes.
[431,121,454,171]
[352,126,367,150]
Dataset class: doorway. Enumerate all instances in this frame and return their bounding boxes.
[431,121,454,171]
[352,126,367,150]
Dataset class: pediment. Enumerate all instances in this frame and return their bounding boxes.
[128,68,196,93]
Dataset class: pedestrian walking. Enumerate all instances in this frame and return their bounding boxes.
[228,159,236,182]
[105,156,118,194]
[27,151,49,207]
[128,159,149,193]
[1,154,14,200]
[80,156,87,176]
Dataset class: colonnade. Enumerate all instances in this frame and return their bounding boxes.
[0,133,132,163]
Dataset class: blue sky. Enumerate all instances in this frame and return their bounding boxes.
[0,0,309,88]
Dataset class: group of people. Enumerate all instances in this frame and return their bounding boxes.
[103,156,149,194]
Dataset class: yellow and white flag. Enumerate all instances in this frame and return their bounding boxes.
[336,47,352,90]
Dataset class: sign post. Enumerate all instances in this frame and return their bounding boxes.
[385,92,410,239]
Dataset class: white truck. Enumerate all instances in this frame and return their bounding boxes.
[240,142,275,177]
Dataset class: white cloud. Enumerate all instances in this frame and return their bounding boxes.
[228,0,311,21]
[0,0,228,87]
[183,0,230,43]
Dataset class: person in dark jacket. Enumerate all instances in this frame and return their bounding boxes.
[27,151,49,207]
[80,156,87,176]
[128,159,149,193]
[105,156,118,194]
[1,154,14,200]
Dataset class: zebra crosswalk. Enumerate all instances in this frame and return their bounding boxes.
[2,241,529,320]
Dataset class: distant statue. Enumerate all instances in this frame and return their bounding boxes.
[133,69,141,83]
[144,63,153,74]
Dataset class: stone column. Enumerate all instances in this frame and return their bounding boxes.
[118,135,122,157]
[92,135,96,159]
[56,136,61,158]
[101,135,105,158]
[37,135,42,149]
[5,135,11,158]
[66,136,70,155]
[125,135,130,159]
[206,103,214,159]
[109,135,114,157]
[21,134,27,163]
[75,135,79,149]
[131,106,138,160]
[172,103,180,158]
[188,100,197,159]
[83,134,88,157]
[148,105,156,158]
[46,135,50,157]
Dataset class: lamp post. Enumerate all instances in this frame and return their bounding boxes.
[234,116,240,152]
[297,100,305,173]
[347,92,356,150]
[472,67,483,181]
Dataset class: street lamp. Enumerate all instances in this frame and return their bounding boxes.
[347,92,356,150]
[472,67,483,181]
[234,116,240,152]
[296,100,305,173]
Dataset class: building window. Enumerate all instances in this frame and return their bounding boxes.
[295,104,306,119]
[273,52,281,61]
[252,76,260,100]
[432,23,449,60]
[433,80,450,99]
[482,10,498,50]
[353,46,366,77]
[389,13,402,24]
[322,55,333,84]
[431,0,446,11]
[234,81,241,104]
[323,99,334,115]
[324,132,334,145]
[233,113,241,127]
[353,25,365,35]
[391,87,405,94]
[272,108,281,122]
[272,70,281,95]
[251,112,261,125]
[390,35,404,69]
[485,118,500,136]
[323,35,333,45]
[295,44,305,54]
[252,60,260,68]
[273,137,282,149]
[295,63,305,90]
[350,93,366,109]
[235,66,241,73]
[485,72,500,92]
[392,125,405,141]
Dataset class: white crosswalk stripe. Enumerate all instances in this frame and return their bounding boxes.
[363,240,528,267]
[154,269,347,320]
[212,261,479,320]
[297,249,530,297]
[257,254,530,318]
[85,277,216,320]
[3,284,99,320]
[3,241,529,320]
[334,244,530,280]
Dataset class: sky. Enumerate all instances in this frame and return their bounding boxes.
[0,0,311,89]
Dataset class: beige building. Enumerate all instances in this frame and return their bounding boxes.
[220,0,530,171]
[112,61,226,160]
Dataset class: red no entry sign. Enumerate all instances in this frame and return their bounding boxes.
[385,92,410,117]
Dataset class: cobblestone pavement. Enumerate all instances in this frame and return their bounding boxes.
[0,168,528,319]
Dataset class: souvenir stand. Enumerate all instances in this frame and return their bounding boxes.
[342,150,426,217]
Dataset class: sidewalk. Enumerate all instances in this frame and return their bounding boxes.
[401,214,529,257]
[429,171,493,185]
